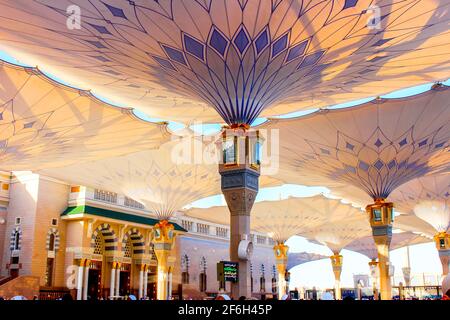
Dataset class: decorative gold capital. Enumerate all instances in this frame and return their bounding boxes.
[228,123,250,131]
[434,232,449,251]
[366,198,394,228]
[330,254,343,268]
[273,242,289,260]
[153,220,175,245]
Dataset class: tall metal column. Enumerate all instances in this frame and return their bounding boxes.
[273,242,289,299]
[402,246,412,286]
[435,232,450,276]
[366,199,394,300]
[219,128,260,299]
[153,220,176,300]
[330,253,343,300]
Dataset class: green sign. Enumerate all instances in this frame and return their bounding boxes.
[217,261,239,283]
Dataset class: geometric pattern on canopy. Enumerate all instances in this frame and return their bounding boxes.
[394,214,440,239]
[390,173,450,234]
[0,60,170,171]
[39,135,281,220]
[0,1,449,124]
[287,252,327,271]
[391,173,450,215]
[260,85,450,200]
[301,215,372,254]
[184,194,365,243]
[345,231,431,260]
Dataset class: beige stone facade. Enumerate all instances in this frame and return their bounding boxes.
[0,172,276,299]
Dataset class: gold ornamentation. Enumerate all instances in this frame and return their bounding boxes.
[366,198,395,228]
[434,232,449,251]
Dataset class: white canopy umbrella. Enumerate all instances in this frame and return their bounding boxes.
[0,1,449,125]
[0,59,170,171]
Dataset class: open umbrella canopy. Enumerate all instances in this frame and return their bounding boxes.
[40,134,280,220]
[0,1,449,125]
[287,252,327,270]
[394,214,439,238]
[345,231,431,260]
[302,215,372,254]
[0,59,170,171]
[390,173,450,233]
[259,85,450,202]
[184,195,364,243]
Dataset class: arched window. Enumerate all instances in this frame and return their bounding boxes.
[124,238,132,258]
[259,264,266,293]
[48,233,55,251]
[93,233,104,255]
[199,257,207,292]
[181,254,190,284]
[149,243,157,260]
[250,263,254,293]
[13,232,20,250]
[271,265,277,294]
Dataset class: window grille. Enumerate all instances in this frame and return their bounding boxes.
[94,189,117,203]
[93,234,104,255]
[124,196,144,209]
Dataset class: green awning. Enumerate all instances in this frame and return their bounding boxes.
[61,205,186,232]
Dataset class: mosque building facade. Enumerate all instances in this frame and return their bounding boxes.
[0,171,276,299]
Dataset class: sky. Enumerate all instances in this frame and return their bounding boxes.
[0,50,447,290]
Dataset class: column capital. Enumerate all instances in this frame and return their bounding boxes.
[273,242,289,266]
[434,232,450,251]
[365,199,394,226]
[366,198,394,246]
[330,253,343,268]
[153,220,176,248]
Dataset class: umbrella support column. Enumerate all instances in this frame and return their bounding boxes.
[273,242,289,299]
[330,253,343,300]
[435,232,450,276]
[153,220,176,300]
[219,128,261,299]
[366,199,394,300]
[369,259,379,299]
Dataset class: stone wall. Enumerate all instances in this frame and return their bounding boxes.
[32,178,70,287]
[1,173,39,277]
